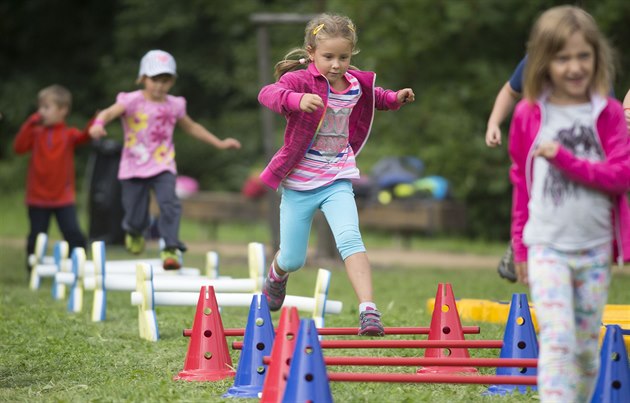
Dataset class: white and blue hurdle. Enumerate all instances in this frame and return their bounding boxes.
[131,261,342,342]
[29,233,70,299]
[55,240,223,319]
[86,241,265,323]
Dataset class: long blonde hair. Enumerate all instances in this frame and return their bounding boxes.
[273,13,359,80]
[523,5,614,101]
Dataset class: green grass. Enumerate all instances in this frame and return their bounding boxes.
[1,242,629,402]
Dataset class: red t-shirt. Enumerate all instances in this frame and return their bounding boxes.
[13,113,90,207]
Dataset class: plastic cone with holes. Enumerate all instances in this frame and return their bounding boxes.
[417,283,477,374]
[281,318,333,403]
[223,294,275,397]
[174,286,235,381]
[259,306,301,403]
[591,324,630,403]
[486,293,538,395]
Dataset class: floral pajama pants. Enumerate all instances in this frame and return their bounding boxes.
[527,243,611,403]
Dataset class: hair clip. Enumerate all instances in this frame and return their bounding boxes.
[312,23,325,35]
[299,58,307,65]
[347,24,355,32]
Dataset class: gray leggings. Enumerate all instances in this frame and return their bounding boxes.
[120,171,185,251]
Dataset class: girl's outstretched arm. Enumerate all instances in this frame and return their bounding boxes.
[486,82,521,147]
[178,115,241,150]
[89,103,125,139]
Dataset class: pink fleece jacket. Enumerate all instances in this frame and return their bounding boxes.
[508,94,630,265]
[257,63,401,190]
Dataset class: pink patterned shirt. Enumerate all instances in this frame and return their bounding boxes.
[283,73,361,190]
[116,90,186,180]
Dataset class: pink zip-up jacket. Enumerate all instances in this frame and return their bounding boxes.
[257,63,401,190]
[508,94,630,265]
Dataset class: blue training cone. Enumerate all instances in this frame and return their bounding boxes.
[223,294,275,398]
[591,324,630,403]
[486,293,538,396]
[282,319,332,403]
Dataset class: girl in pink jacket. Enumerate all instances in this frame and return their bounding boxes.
[508,6,630,402]
[257,13,414,336]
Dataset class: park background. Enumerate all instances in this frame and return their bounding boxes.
[2,0,630,242]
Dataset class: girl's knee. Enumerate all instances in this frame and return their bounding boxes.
[277,254,306,273]
[335,228,365,260]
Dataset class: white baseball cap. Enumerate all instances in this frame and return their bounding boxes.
[138,50,177,78]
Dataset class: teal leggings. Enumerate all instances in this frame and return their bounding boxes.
[277,180,366,272]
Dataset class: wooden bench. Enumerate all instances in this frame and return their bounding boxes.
[167,192,466,246]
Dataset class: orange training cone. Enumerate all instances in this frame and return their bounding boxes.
[417,283,477,374]
[259,306,301,403]
[174,286,235,381]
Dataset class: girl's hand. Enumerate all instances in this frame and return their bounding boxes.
[515,262,528,285]
[624,108,630,132]
[300,94,324,113]
[534,141,559,159]
[397,88,415,104]
[88,123,107,139]
[485,123,502,147]
[219,138,242,150]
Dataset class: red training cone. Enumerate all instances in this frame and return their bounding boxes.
[260,306,301,403]
[174,286,235,381]
[418,283,477,374]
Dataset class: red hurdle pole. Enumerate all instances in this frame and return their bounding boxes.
[327,372,538,385]
[262,356,538,368]
[184,326,482,337]
[233,339,503,350]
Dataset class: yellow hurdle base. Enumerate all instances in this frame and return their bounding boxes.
[426,298,630,350]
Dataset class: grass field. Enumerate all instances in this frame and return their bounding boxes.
[1,239,629,402]
[1,190,629,402]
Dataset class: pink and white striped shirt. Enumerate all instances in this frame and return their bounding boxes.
[283,73,361,190]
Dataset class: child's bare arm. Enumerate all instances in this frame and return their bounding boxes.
[178,115,241,150]
[89,103,125,139]
[486,82,521,147]
[623,88,630,132]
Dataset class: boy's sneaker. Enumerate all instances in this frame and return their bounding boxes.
[262,268,288,312]
[358,307,385,336]
[125,233,145,255]
[497,244,517,283]
[161,248,181,271]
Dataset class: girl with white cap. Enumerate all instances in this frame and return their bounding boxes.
[89,50,241,269]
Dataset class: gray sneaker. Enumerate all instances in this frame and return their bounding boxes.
[358,307,385,336]
[262,269,288,311]
[497,244,516,283]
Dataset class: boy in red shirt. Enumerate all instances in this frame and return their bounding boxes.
[13,85,90,272]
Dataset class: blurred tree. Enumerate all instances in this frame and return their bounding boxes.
[1,0,628,239]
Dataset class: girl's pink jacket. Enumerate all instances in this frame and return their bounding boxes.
[509,94,630,265]
[257,63,401,190]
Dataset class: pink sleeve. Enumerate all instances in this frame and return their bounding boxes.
[258,73,305,115]
[508,102,531,263]
[115,91,134,111]
[171,96,187,119]
[374,87,401,111]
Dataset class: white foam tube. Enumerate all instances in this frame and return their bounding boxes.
[84,273,249,292]
[35,264,58,277]
[55,271,76,285]
[131,291,342,314]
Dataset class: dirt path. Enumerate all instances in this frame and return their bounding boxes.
[182,240,501,270]
[0,237,501,270]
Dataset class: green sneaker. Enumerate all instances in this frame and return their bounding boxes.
[125,233,145,255]
[161,248,181,270]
